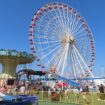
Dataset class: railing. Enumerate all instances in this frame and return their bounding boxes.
[31,91,105,105]
[5,90,105,105]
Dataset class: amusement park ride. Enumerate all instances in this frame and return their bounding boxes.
[0,49,34,79]
[0,2,95,85]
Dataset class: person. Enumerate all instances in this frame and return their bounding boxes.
[50,65,56,73]
[43,85,49,99]
[98,84,105,100]
[51,91,59,102]
[19,84,25,94]
[99,84,104,93]
[85,86,89,93]
[82,85,89,105]
[0,85,7,93]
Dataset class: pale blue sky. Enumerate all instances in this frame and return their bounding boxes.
[0,0,105,76]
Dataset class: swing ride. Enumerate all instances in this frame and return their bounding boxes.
[0,49,34,79]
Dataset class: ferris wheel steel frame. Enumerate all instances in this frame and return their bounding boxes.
[29,3,95,79]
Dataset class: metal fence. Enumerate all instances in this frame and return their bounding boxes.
[13,90,105,105]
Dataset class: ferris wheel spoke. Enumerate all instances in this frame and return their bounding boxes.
[74,35,87,41]
[69,12,75,32]
[43,16,62,32]
[36,12,62,39]
[69,13,74,31]
[42,32,64,43]
[73,24,84,36]
[74,26,85,36]
[74,40,89,56]
[45,7,62,27]
[70,14,77,33]
[74,41,87,48]
[73,18,83,30]
[71,15,83,35]
[35,40,61,44]
[40,24,59,39]
[70,49,78,78]
[67,7,70,29]
[46,17,62,37]
[73,21,83,34]
[34,10,50,31]
[37,9,58,26]
[36,21,57,32]
[72,21,82,35]
[42,22,65,40]
[40,44,61,61]
[71,17,81,34]
[58,8,65,28]
[51,45,66,65]
[34,36,57,41]
[45,28,62,39]
[52,9,63,27]
[44,45,64,68]
[74,29,87,38]
[74,37,88,47]
[73,45,94,77]
[74,30,86,40]
[73,44,87,59]
[75,39,88,47]
[47,29,66,41]
[37,42,60,53]
[67,9,72,29]
[62,9,67,28]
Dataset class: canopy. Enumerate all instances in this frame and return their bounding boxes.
[57,82,68,88]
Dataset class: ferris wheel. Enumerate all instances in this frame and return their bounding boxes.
[29,2,95,79]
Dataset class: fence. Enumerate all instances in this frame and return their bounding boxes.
[11,90,105,105]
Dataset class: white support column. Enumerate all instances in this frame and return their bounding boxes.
[73,45,94,78]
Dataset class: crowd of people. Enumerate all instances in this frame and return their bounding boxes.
[0,80,105,101]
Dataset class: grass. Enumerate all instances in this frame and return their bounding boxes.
[39,101,78,105]
[38,93,105,105]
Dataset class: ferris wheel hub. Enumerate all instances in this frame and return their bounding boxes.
[61,32,74,45]
[69,35,74,44]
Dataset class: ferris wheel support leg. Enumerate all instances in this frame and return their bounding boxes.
[61,43,69,76]
[73,47,86,76]
[73,45,94,78]
[71,50,78,79]
[57,45,67,74]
